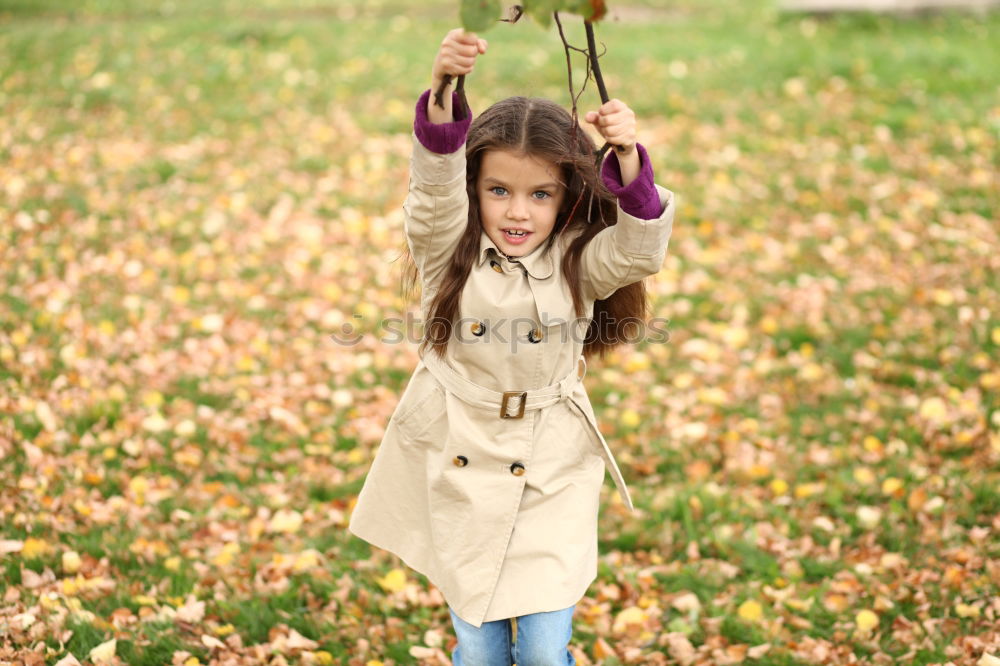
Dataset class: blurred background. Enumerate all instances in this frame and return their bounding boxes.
[1,1,998,664]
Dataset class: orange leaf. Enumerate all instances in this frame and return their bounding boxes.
[593,637,615,659]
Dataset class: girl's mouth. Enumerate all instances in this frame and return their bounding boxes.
[503,229,531,244]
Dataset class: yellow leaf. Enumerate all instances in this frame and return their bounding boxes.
[164,556,181,571]
[624,352,650,372]
[142,412,169,433]
[62,551,82,574]
[874,595,894,611]
[620,409,641,429]
[22,537,49,559]
[785,597,813,612]
[798,362,824,381]
[267,509,303,534]
[852,467,875,485]
[201,634,226,650]
[612,605,647,634]
[13,612,36,630]
[770,479,789,496]
[881,477,904,496]
[955,603,980,618]
[672,372,695,389]
[738,599,763,622]
[377,568,407,593]
[918,397,948,421]
[856,505,883,529]
[824,593,850,612]
[931,289,954,306]
[175,420,197,437]
[855,609,879,633]
[980,372,1000,390]
[698,387,728,405]
[721,325,750,349]
[992,328,1000,345]
[61,576,82,596]
[212,542,240,568]
[133,595,157,606]
[142,391,164,408]
[293,549,322,573]
[862,435,883,453]
[794,482,823,498]
[88,639,117,664]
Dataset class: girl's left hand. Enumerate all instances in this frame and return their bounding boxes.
[585,99,636,154]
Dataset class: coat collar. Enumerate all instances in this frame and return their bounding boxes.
[477,231,555,280]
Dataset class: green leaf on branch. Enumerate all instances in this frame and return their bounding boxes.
[563,0,608,21]
[524,0,558,28]
[521,0,609,27]
[460,0,502,32]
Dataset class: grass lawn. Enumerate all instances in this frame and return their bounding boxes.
[1,0,998,663]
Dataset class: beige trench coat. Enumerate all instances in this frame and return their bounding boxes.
[348,135,675,628]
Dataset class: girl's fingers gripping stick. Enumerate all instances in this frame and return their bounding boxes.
[586,99,641,186]
[585,100,636,154]
[431,29,488,117]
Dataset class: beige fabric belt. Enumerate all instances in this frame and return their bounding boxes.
[418,348,634,511]
[419,350,587,419]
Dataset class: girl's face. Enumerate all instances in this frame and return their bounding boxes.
[476,149,565,258]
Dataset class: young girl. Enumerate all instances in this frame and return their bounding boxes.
[348,28,675,664]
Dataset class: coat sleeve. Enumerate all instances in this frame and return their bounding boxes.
[579,184,676,301]
[403,91,471,287]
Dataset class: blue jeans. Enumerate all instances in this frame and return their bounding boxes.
[448,604,576,666]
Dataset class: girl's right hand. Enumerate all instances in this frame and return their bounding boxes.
[431,28,488,94]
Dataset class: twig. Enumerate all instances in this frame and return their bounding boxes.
[585,20,622,159]
[432,74,469,120]
[554,12,590,126]
[585,21,610,104]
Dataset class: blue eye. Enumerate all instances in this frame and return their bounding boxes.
[489,186,507,196]
[532,191,551,200]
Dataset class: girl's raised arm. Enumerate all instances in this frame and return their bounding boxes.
[403,29,488,288]
[579,99,675,301]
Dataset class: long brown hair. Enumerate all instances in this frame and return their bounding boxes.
[401,96,649,360]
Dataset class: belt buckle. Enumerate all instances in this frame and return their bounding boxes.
[501,391,527,419]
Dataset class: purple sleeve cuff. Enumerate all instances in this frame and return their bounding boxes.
[600,143,663,220]
[414,88,472,155]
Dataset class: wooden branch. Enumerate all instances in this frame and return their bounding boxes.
[432,74,469,120]
[585,20,623,159]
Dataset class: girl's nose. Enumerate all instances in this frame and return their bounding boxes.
[507,197,529,220]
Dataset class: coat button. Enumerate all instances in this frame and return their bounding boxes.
[453,455,468,467]
[470,321,485,336]
[528,328,543,343]
[490,260,503,273]
[510,462,525,476]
